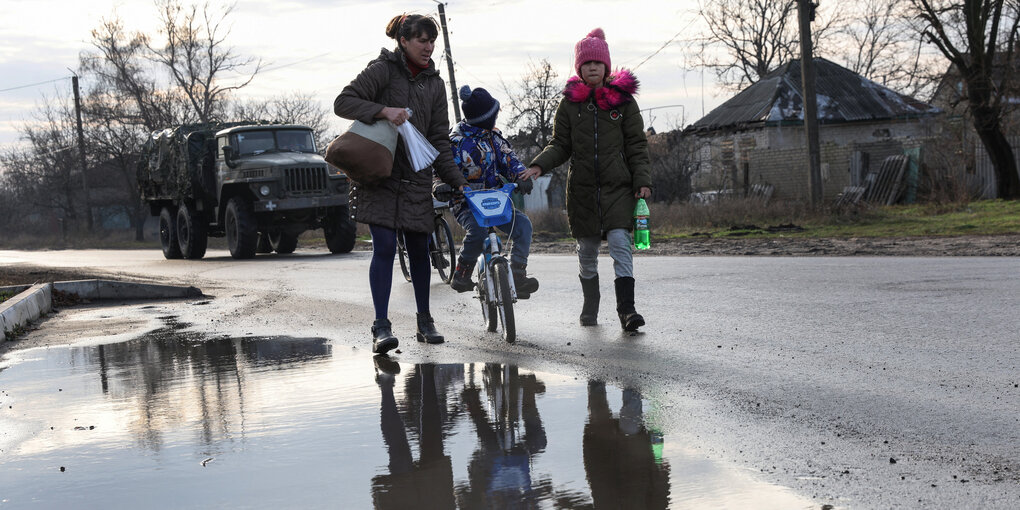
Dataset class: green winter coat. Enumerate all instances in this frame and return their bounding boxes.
[333,48,467,233]
[529,70,651,239]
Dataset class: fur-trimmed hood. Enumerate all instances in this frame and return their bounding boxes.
[563,69,639,110]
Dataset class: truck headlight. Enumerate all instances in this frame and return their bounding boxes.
[259,185,271,196]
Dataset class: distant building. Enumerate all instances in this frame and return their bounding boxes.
[930,57,1020,198]
[683,58,941,201]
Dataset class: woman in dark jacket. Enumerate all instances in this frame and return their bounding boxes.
[524,28,652,332]
[334,14,468,355]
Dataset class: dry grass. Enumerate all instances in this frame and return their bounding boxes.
[653,199,823,233]
[0,230,153,250]
[526,207,570,237]
[527,197,825,236]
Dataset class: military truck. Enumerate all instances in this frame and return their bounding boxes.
[139,122,357,259]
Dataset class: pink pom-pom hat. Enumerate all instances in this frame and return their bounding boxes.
[574,28,611,76]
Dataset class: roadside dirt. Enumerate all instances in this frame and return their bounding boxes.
[0,266,114,288]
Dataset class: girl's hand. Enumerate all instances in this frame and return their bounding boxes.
[520,165,542,180]
[635,187,651,199]
[378,107,410,125]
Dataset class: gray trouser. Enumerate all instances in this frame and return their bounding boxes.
[576,229,633,279]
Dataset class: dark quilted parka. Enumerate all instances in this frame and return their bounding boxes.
[334,48,467,233]
[529,70,651,239]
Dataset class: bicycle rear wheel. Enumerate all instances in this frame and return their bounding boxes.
[493,259,516,343]
[396,230,412,282]
[478,264,497,332]
[432,216,456,284]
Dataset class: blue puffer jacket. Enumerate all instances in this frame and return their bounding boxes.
[449,122,527,189]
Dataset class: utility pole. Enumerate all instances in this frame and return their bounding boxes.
[434,1,461,122]
[71,73,94,232]
[797,0,823,204]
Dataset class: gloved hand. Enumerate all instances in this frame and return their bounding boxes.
[516,177,534,195]
[432,182,454,202]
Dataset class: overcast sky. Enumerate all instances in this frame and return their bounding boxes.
[0,0,720,147]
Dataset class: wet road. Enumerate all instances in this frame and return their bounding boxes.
[1,248,1018,508]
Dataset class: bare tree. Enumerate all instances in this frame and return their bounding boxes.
[693,0,842,90]
[501,58,567,208]
[230,92,332,150]
[147,0,262,124]
[500,59,560,149]
[836,0,942,98]
[0,101,84,233]
[5,1,276,241]
[911,0,1020,199]
[648,129,703,203]
[80,17,179,239]
[81,16,185,131]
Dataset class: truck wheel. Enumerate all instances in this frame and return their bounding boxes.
[225,197,257,259]
[270,231,299,254]
[159,206,183,260]
[177,203,208,260]
[325,206,356,254]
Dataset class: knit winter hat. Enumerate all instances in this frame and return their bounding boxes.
[574,28,611,76]
[460,85,499,131]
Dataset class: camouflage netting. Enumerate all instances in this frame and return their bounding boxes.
[138,121,267,203]
[138,123,218,202]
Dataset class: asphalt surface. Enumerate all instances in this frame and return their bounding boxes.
[1,248,1018,508]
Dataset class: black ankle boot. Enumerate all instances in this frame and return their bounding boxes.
[614,277,645,332]
[371,318,399,354]
[416,312,445,344]
[579,275,600,326]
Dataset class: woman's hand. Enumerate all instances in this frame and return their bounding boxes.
[635,187,651,199]
[378,107,410,125]
[519,165,542,180]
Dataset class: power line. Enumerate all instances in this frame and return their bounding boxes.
[629,19,695,71]
[0,76,71,93]
[258,52,331,74]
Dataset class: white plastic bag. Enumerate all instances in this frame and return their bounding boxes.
[396,108,439,172]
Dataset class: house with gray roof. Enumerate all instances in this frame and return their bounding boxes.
[684,58,941,201]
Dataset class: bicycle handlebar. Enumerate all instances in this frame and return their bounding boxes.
[462,182,517,198]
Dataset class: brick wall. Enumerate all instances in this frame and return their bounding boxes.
[693,119,934,201]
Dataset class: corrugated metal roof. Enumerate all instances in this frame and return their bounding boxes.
[688,58,941,133]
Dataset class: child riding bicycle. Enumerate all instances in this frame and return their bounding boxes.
[448,85,539,298]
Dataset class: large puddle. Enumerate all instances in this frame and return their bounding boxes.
[0,324,815,508]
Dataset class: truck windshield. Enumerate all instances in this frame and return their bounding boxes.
[234,131,276,155]
[233,129,316,156]
[275,129,316,153]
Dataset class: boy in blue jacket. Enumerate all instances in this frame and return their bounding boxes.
[448,85,539,298]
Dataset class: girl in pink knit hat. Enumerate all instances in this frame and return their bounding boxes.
[522,28,653,332]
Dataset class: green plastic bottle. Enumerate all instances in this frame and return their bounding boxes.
[634,198,650,250]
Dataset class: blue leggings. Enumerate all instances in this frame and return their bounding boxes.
[369,224,431,320]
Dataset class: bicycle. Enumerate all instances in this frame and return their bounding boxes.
[462,182,519,343]
[396,196,457,284]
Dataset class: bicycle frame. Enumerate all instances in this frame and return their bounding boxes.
[463,182,519,342]
[480,227,517,301]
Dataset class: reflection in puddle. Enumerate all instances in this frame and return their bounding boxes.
[0,328,814,508]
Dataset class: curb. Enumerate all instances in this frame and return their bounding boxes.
[1,280,202,343]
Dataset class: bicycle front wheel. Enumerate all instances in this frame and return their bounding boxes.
[478,265,497,332]
[396,230,412,282]
[432,216,456,284]
[493,259,516,343]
